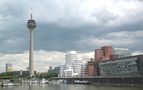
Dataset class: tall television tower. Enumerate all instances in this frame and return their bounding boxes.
[27,14,36,77]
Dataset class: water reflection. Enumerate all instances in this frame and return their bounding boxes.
[0,84,143,90]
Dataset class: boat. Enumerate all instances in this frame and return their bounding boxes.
[74,80,90,84]
[1,80,20,87]
[1,83,14,87]
[39,78,46,84]
[31,79,39,84]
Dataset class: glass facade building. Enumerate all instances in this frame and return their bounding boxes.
[6,63,12,72]
[99,55,143,76]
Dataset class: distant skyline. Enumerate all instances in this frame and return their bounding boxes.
[0,0,143,72]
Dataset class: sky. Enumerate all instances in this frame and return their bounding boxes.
[0,0,143,72]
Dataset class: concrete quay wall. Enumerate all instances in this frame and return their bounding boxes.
[89,77,143,86]
[50,76,143,86]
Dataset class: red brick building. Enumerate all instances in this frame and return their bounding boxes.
[86,46,113,77]
[85,58,100,77]
[95,46,113,62]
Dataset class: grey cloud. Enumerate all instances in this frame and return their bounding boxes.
[91,8,119,25]
[0,0,143,53]
[1,0,143,73]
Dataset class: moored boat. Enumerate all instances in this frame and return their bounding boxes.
[1,80,20,87]
[40,78,46,84]
[74,80,90,84]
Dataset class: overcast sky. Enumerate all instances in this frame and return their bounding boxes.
[0,0,143,72]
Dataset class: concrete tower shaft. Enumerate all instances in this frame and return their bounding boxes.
[27,14,36,77]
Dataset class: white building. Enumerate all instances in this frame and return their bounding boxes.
[59,64,78,77]
[65,51,78,67]
[59,51,89,77]
[65,51,83,76]
[80,60,89,77]
[59,64,66,77]
[64,65,78,77]
[80,64,86,77]
[64,69,74,77]
[73,55,84,76]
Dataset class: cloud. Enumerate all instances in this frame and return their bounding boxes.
[0,0,143,70]
[75,37,133,49]
[0,50,94,72]
[0,50,65,72]
[74,30,143,52]
[0,0,143,52]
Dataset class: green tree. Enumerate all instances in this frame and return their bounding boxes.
[35,72,58,79]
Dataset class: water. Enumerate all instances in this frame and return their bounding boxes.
[0,84,143,90]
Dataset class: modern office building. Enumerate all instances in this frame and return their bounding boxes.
[47,66,60,74]
[73,55,84,76]
[59,51,87,77]
[27,14,36,77]
[65,51,83,76]
[95,46,113,62]
[65,51,78,67]
[48,66,54,73]
[64,65,78,77]
[54,66,60,74]
[80,63,87,77]
[99,55,143,77]
[112,48,132,58]
[6,63,12,72]
[12,70,29,77]
[64,69,74,77]
[48,66,53,70]
[59,64,66,77]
